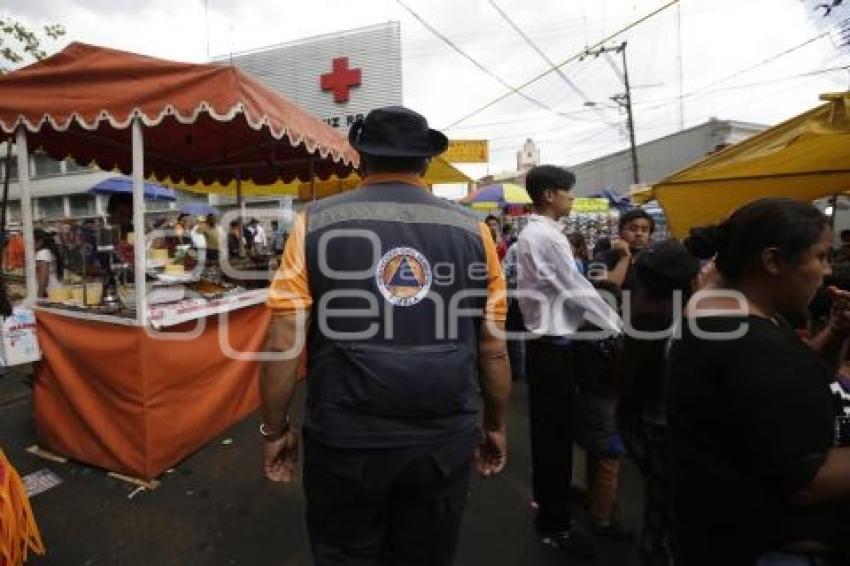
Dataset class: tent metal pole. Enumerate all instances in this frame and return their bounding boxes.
[132,118,147,326]
[16,127,37,304]
[236,170,245,227]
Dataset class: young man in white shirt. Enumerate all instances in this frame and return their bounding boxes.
[516,165,621,559]
[251,218,268,250]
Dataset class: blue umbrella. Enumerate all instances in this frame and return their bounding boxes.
[178,202,219,218]
[88,176,176,201]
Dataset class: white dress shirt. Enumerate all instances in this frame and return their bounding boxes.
[253,225,267,247]
[516,214,621,337]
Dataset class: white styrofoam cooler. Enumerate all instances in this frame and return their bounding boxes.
[0,306,42,366]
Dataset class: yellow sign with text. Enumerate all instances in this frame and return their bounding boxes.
[572,198,610,213]
[442,140,489,163]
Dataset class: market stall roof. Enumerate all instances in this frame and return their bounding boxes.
[652,92,850,239]
[170,155,472,199]
[0,42,357,186]
[89,176,176,201]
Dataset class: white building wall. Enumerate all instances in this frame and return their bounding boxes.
[222,22,402,132]
[569,119,766,196]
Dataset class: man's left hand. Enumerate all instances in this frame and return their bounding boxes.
[475,428,507,477]
[263,429,299,482]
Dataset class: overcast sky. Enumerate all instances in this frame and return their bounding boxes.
[6,0,850,181]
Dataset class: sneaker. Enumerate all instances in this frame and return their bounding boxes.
[587,517,634,542]
[539,528,597,561]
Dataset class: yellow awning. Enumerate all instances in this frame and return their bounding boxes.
[652,92,850,239]
[628,185,655,205]
[165,156,471,199]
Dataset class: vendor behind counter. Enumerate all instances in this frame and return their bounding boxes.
[106,193,135,264]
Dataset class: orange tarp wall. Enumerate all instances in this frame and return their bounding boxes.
[33,306,271,480]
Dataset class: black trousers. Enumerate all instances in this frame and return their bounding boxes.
[525,337,577,533]
[303,434,475,566]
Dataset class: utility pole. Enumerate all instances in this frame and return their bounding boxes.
[582,41,640,185]
[620,42,639,185]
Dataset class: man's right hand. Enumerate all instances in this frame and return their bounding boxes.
[263,429,299,482]
[475,428,507,477]
[611,238,631,259]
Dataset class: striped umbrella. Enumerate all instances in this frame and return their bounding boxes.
[464,183,532,209]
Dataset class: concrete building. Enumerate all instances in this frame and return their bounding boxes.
[475,119,766,198]
[516,138,540,172]
[569,118,766,196]
[0,146,181,225]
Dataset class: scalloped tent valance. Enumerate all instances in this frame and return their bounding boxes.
[0,42,358,186]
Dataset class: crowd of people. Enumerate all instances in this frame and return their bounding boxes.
[8,198,291,298]
[479,166,850,565]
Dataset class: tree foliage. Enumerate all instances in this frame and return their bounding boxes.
[806,0,850,47]
[0,16,65,74]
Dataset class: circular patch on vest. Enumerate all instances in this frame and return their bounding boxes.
[375,247,432,307]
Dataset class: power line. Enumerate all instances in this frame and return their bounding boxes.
[563,63,850,165]
[485,0,619,129]
[395,0,605,127]
[448,106,621,130]
[633,63,850,114]
[486,62,848,161]
[443,0,681,130]
[581,27,849,129]
[699,29,832,91]
[620,27,837,122]
[530,60,848,168]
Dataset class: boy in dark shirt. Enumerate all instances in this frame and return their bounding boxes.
[592,208,654,290]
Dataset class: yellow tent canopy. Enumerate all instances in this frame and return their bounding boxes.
[165,156,471,200]
[652,92,850,239]
[627,185,655,205]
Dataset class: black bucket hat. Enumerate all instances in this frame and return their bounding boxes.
[348,106,449,158]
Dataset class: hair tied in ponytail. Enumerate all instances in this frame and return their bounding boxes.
[685,223,727,260]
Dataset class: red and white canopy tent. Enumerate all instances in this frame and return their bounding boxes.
[0,41,358,323]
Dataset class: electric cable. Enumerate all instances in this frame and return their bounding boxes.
[395,0,609,126]
[443,0,681,130]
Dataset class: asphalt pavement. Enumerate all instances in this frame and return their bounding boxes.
[0,370,643,566]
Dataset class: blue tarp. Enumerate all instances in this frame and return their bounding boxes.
[88,176,176,201]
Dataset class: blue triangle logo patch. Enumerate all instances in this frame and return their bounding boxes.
[388,256,420,287]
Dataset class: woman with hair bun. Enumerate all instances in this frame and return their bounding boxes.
[668,198,850,566]
[616,238,700,566]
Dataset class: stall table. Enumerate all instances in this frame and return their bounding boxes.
[33,293,270,480]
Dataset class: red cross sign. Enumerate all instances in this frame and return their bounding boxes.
[320,57,362,104]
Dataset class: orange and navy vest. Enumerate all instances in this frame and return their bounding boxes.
[304,181,488,448]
